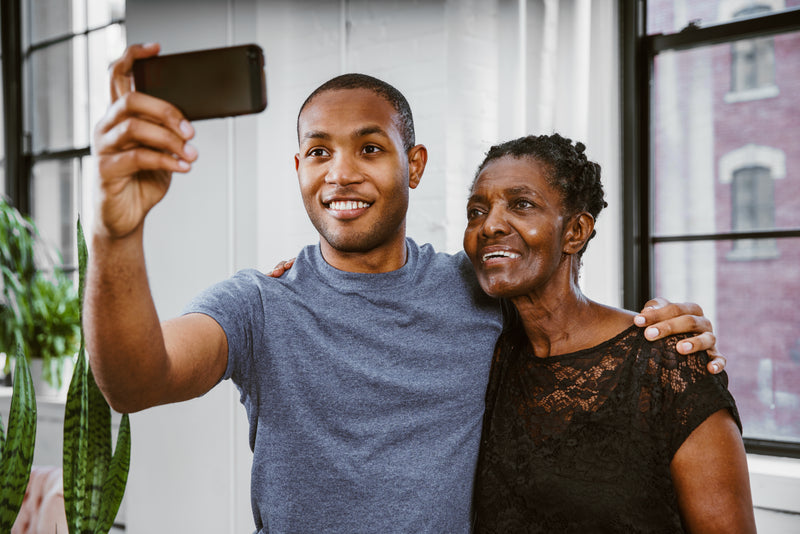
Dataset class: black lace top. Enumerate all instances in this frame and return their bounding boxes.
[473,324,740,533]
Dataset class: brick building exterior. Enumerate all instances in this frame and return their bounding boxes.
[651,0,800,441]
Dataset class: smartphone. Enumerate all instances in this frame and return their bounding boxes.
[133,44,267,121]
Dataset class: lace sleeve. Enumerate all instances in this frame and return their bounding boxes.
[650,335,742,459]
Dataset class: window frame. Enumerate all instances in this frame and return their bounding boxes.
[1,0,124,272]
[621,2,800,459]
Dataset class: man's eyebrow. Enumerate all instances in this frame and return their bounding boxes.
[302,130,330,142]
[355,126,389,138]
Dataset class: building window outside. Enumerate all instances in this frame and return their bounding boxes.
[729,165,779,258]
[644,1,800,454]
[728,4,780,101]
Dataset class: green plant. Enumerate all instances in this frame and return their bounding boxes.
[1,198,81,388]
[0,346,37,530]
[63,219,131,533]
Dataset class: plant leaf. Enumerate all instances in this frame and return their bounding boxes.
[96,413,131,533]
[77,218,87,317]
[63,342,90,533]
[85,360,112,530]
[0,346,37,531]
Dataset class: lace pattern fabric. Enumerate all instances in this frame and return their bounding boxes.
[473,325,740,533]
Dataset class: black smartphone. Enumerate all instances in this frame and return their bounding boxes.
[133,44,267,121]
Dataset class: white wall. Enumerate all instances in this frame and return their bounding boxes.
[120,1,623,531]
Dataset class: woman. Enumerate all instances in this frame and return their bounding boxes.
[464,134,755,533]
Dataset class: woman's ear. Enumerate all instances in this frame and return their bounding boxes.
[562,212,595,255]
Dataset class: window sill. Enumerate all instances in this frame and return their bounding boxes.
[725,246,780,261]
[725,85,780,103]
[748,454,800,528]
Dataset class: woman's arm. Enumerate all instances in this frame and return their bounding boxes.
[670,409,757,533]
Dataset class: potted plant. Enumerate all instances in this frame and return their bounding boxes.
[1,198,81,392]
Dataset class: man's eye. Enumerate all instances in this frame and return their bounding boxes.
[514,199,534,209]
[362,145,382,154]
[308,148,329,157]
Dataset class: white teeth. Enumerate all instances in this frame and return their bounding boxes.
[482,251,520,262]
[328,200,370,210]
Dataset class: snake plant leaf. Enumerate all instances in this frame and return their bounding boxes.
[63,342,90,533]
[63,216,131,534]
[84,360,113,530]
[0,346,37,532]
[77,217,87,319]
[96,413,131,533]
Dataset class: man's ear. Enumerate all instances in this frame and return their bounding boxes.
[294,153,300,171]
[407,144,428,190]
[563,212,595,255]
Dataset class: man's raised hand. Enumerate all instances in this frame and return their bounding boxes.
[92,43,198,240]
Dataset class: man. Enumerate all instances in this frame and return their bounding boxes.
[87,43,722,533]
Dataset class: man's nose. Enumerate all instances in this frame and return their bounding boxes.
[326,153,363,186]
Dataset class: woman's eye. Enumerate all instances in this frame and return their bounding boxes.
[467,207,484,220]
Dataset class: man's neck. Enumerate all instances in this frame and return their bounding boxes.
[318,234,409,273]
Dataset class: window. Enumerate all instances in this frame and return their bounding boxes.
[729,165,778,257]
[729,4,780,100]
[623,2,800,457]
[1,0,125,271]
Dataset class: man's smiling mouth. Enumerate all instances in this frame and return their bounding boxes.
[327,200,371,210]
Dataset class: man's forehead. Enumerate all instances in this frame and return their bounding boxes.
[298,88,402,139]
[301,88,390,116]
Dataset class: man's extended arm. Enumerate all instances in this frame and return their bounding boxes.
[85,44,226,413]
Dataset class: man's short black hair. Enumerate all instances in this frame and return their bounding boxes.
[297,73,416,151]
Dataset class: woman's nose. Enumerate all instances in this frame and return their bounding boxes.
[482,206,510,237]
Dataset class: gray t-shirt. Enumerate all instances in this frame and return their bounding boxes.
[185,238,502,533]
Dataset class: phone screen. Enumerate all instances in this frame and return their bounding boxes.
[133,44,267,121]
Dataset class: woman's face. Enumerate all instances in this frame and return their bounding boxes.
[463,155,569,299]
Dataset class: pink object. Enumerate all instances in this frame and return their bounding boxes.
[11,466,68,534]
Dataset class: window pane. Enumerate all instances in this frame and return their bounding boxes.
[654,238,800,443]
[88,23,126,131]
[28,0,86,45]
[647,0,798,35]
[652,30,800,237]
[87,0,124,28]
[26,36,89,153]
[30,159,79,268]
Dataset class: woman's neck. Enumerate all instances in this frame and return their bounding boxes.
[509,273,633,358]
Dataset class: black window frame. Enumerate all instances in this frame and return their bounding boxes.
[1,0,125,272]
[621,1,800,459]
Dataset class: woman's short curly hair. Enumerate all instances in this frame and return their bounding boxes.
[472,133,608,256]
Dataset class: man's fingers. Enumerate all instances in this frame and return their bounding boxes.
[99,115,196,165]
[269,258,296,278]
[643,313,713,342]
[110,43,161,101]
[707,352,727,374]
[96,91,193,142]
[673,331,717,354]
[98,148,192,178]
[635,301,705,328]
